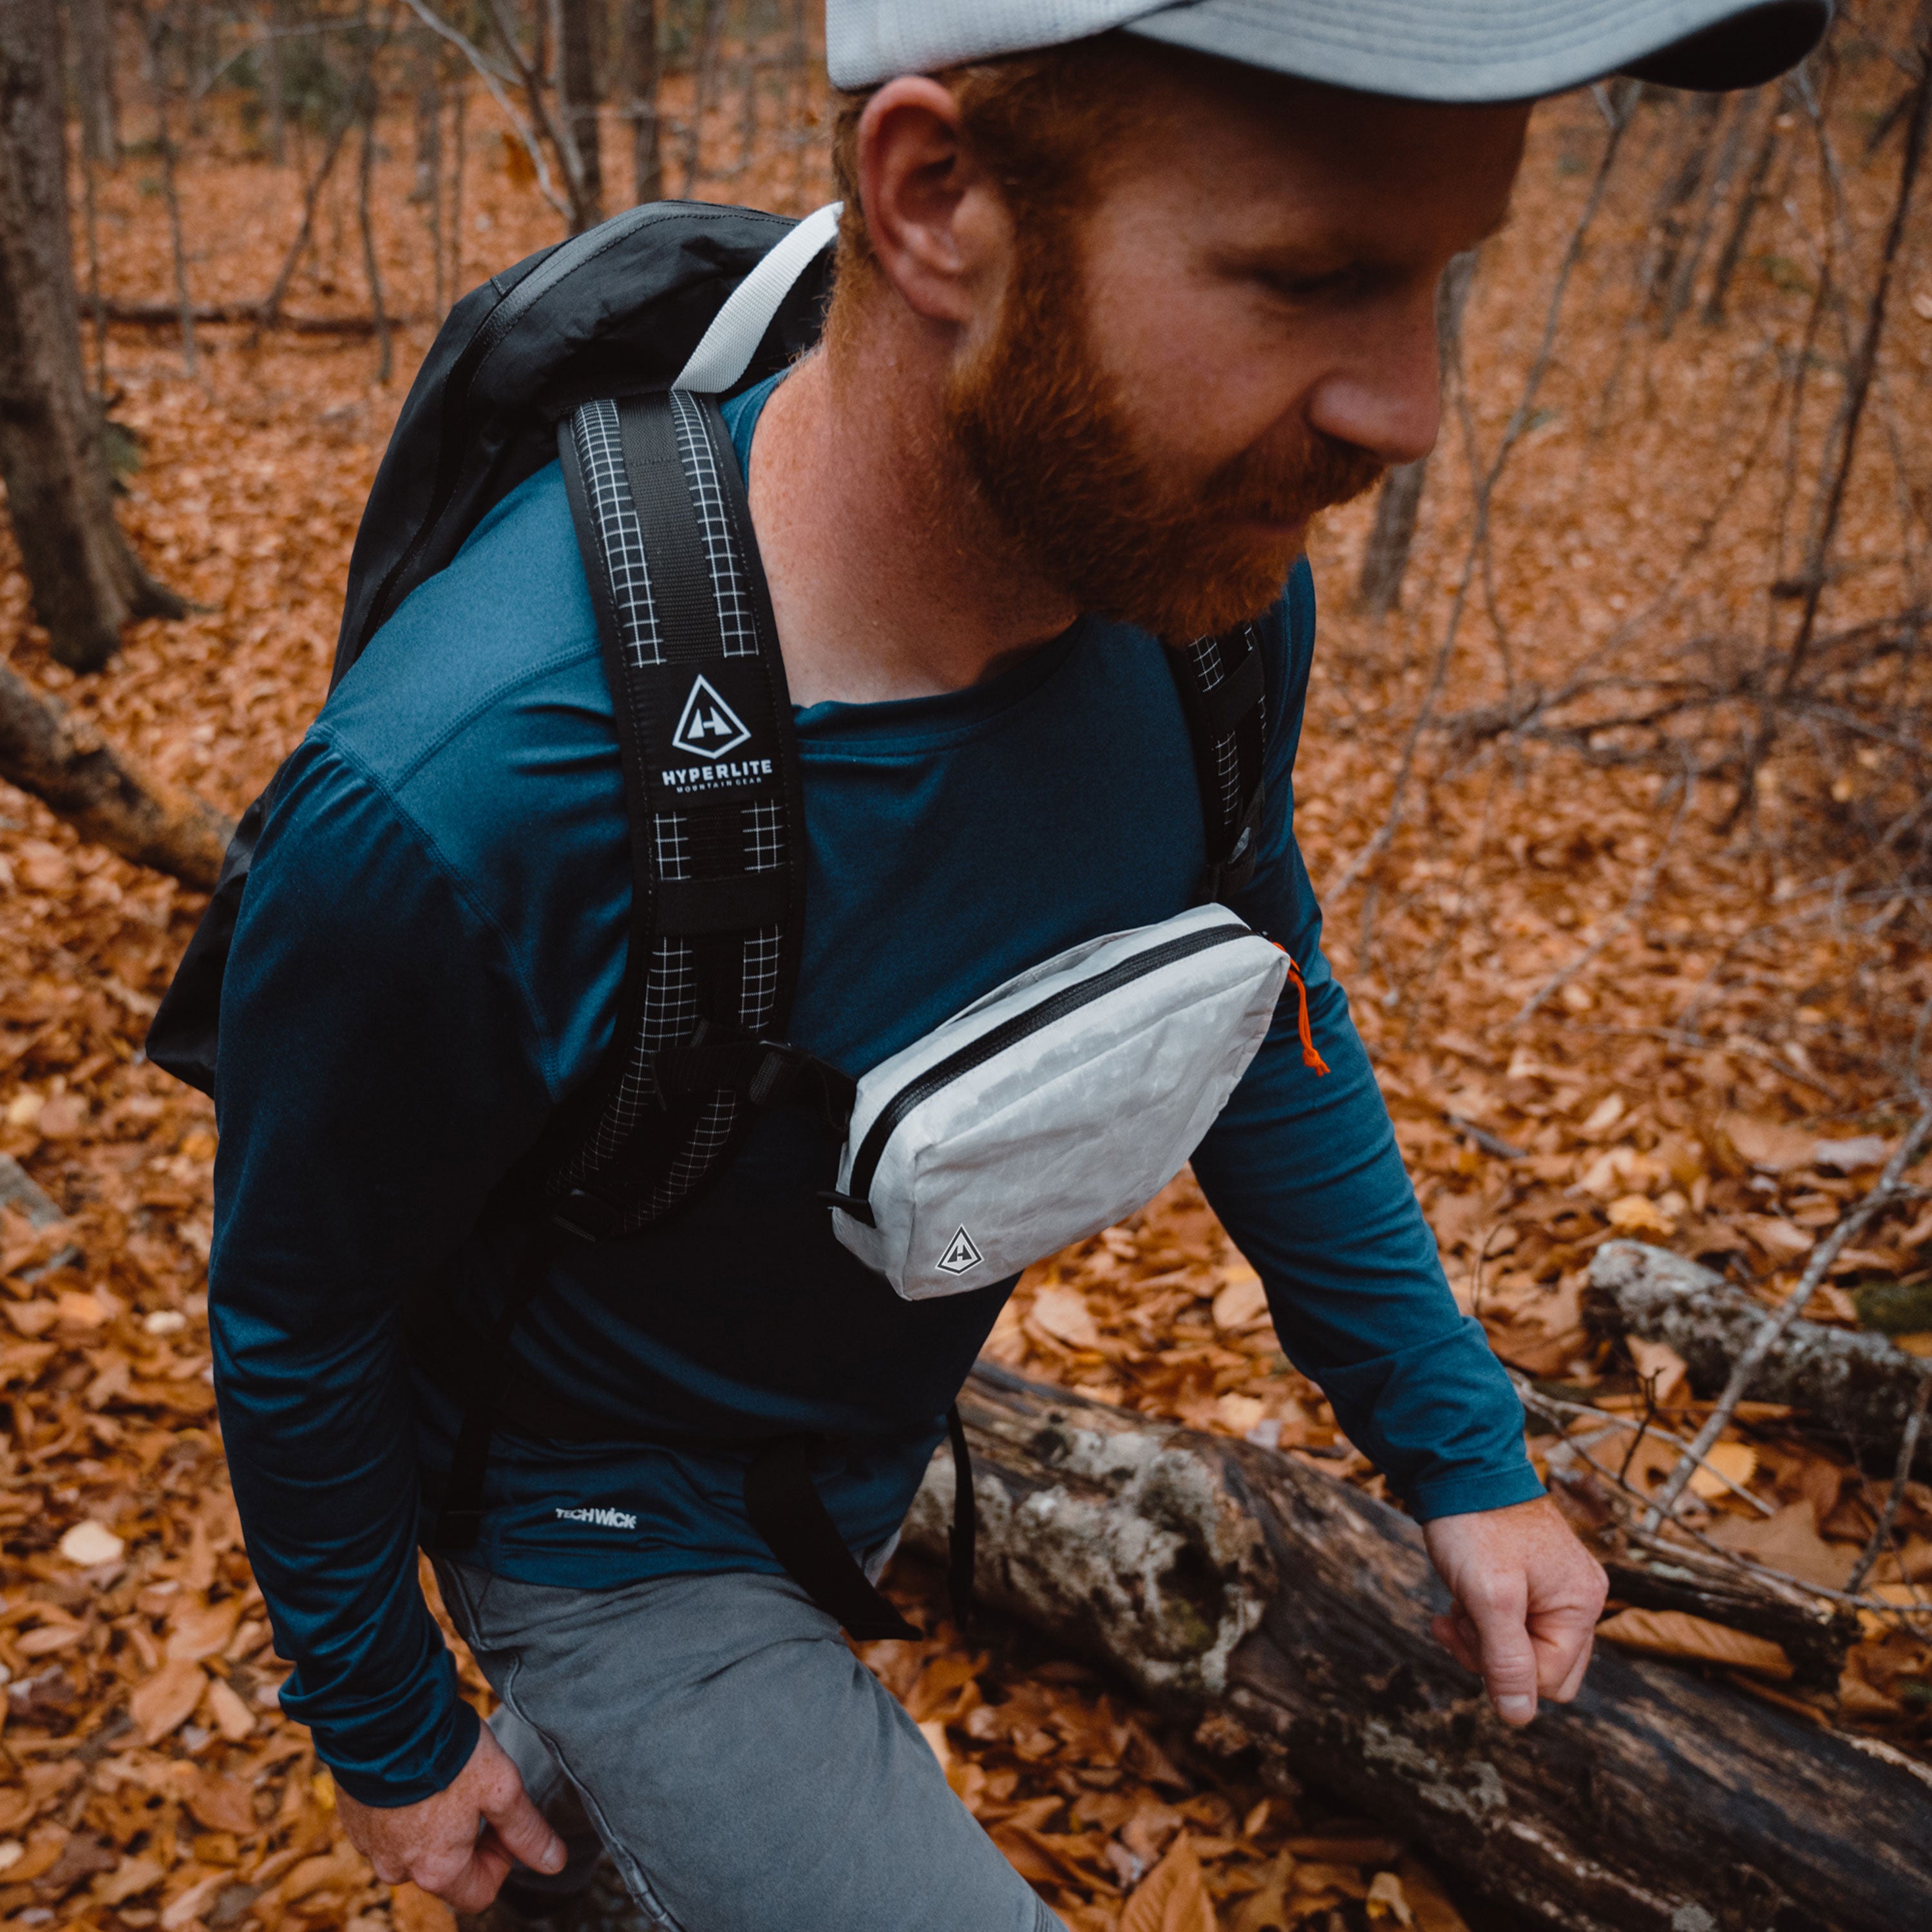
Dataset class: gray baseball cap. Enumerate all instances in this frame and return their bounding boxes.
[826,1,1832,99]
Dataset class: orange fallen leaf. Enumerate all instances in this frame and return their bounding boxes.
[173,1765,256,1835]
[1595,1607,1792,1680]
[1121,1832,1215,1932]
[1211,1274,1269,1331]
[95,1852,167,1907]
[160,1868,229,1932]
[1395,1857,1473,1932]
[166,1593,243,1662]
[204,1674,258,1741]
[5,1822,71,1884]
[1228,1853,1295,1932]
[1687,1440,1757,1501]
[1627,1336,1688,1405]
[1719,1113,1815,1173]
[1705,1497,1858,1590]
[131,1658,207,1744]
[1368,1868,1417,1925]
[1028,1287,1101,1350]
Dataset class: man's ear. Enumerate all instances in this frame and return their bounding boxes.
[856,77,1007,327]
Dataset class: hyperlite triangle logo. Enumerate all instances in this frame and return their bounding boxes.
[937,1226,983,1276]
[670,674,751,761]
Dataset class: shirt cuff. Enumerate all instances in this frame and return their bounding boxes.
[1310,1316,1540,1522]
[304,1654,482,1808]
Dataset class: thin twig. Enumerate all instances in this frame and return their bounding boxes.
[1514,1375,1776,1516]
[1846,1367,1932,1598]
[401,0,569,220]
[356,8,394,384]
[1642,1103,1932,1529]
[256,66,363,331]
[1739,23,1932,799]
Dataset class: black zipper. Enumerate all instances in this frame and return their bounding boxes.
[846,923,1252,1205]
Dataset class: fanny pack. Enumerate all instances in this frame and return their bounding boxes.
[825,904,1296,1298]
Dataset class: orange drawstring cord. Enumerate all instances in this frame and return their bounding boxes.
[1285,962,1329,1076]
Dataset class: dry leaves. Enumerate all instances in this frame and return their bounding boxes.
[1,19,1929,1932]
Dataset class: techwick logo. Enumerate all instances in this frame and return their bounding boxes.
[554,1505,638,1530]
[670,673,751,762]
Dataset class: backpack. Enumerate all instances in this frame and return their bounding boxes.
[147,200,1271,1639]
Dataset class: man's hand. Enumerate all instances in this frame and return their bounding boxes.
[1423,1494,1607,1726]
[334,1724,567,1913]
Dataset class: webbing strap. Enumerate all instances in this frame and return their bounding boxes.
[947,1402,977,1634]
[1170,625,1269,905]
[529,388,808,1238]
[744,1437,920,1641]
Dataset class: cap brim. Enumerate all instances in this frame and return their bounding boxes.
[1122,0,1830,102]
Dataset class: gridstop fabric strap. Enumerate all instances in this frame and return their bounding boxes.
[542,389,814,1240]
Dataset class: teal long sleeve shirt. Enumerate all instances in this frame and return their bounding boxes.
[208,375,1542,1805]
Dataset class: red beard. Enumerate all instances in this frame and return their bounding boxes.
[945,225,1386,643]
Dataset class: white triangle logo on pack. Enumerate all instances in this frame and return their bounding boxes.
[937,1226,983,1276]
[670,674,752,761]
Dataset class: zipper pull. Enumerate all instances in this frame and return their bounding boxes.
[1285,961,1330,1076]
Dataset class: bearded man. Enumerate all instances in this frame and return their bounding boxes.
[205,3,1829,1929]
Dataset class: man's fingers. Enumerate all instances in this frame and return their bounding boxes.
[1550,1627,1595,1703]
[434,1837,515,1916]
[1461,1582,1539,1725]
[482,1777,569,1877]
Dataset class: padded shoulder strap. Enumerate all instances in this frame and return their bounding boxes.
[1169,624,1269,904]
[535,389,810,1238]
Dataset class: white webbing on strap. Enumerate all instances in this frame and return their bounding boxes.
[672,201,843,396]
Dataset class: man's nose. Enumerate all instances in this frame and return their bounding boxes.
[1303,290,1444,470]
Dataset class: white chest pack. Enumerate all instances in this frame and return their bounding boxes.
[825,904,1309,1298]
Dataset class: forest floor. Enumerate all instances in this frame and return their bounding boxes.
[2,55,1931,1932]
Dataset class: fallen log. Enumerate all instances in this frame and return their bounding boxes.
[99,299,411,337]
[1586,1238,1932,1481]
[0,664,233,889]
[905,1365,1932,1932]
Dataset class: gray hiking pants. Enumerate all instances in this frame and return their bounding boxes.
[433,1560,1064,1932]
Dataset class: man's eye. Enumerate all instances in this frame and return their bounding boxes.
[1260,267,1355,302]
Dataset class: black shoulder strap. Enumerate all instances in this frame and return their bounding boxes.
[1169,624,1269,904]
[524,388,828,1241]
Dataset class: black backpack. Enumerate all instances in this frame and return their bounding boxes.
[147,200,1271,1638]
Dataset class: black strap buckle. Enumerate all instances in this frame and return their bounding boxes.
[652,1024,856,1131]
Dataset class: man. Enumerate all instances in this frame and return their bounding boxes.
[207,3,1828,1929]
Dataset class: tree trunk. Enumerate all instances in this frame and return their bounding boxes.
[0,0,182,674]
[262,0,287,166]
[0,664,232,888]
[556,0,603,223]
[143,1,197,377]
[681,0,726,199]
[1587,1239,1932,1481]
[905,1365,1932,1932]
[621,0,661,204]
[68,0,120,167]
[1357,249,1478,616]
